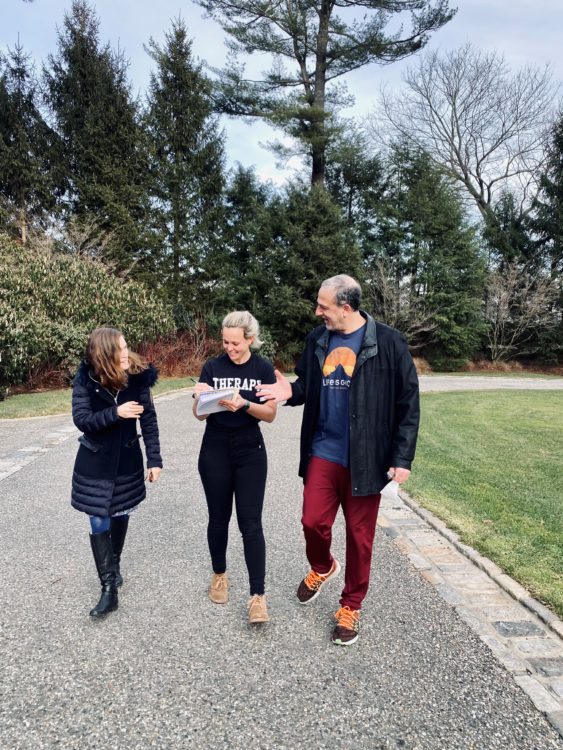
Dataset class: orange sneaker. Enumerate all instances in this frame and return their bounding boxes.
[332,606,360,646]
[296,559,341,605]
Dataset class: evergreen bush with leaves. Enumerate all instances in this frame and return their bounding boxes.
[0,234,174,390]
[256,327,276,363]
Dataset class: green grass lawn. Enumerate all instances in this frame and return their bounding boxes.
[152,376,196,396]
[0,388,72,418]
[406,390,563,617]
[0,376,197,419]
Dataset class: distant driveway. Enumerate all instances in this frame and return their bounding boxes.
[419,375,563,392]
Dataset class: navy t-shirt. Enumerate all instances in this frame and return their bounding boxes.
[311,324,366,467]
[199,353,275,428]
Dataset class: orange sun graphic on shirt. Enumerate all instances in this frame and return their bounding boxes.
[323,347,357,377]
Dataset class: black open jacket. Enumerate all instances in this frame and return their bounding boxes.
[286,312,420,496]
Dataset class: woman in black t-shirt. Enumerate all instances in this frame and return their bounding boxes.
[193,311,277,623]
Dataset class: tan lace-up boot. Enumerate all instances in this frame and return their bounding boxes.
[248,594,270,623]
[209,572,228,604]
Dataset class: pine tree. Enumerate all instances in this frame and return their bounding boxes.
[532,116,563,280]
[196,0,454,186]
[0,42,63,241]
[217,166,282,317]
[370,144,486,366]
[529,116,563,359]
[266,183,363,359]
[44,0,149,269]
[325,125,386,251]
[144,17,225,319]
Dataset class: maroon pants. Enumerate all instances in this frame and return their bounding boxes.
[302,456,381,610]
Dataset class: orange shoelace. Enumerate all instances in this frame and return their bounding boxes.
[213,574,227,589]
[303,569,327,591]
[335,606,360,632]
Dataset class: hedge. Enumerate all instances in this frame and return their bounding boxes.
[0,234,175,390]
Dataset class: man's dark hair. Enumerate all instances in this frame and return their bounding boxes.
[321,275,362,311]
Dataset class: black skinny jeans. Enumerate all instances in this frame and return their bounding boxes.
[198,423,267,595]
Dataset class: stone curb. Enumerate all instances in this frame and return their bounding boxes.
[398,490,563,641]
[382,489,563,738]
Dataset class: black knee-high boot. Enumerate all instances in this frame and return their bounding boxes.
[89,531,118,618]
[110,515,129,588]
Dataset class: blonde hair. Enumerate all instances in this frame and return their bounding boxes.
[221,311,263,349]
[86,327,146,390]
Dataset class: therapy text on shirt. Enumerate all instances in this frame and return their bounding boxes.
[212,377,261,390]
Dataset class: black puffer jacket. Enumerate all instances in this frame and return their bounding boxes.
[286,312,420,496]
[71,361,163,516]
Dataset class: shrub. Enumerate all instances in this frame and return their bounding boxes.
[412,357,432,375]
[426,354,467,372]
[256,327,276,363]
[138,323,278,375]
[0,234,175,390]
[138,325,222,377]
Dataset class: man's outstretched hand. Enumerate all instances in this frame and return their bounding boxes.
[255,369,292,403]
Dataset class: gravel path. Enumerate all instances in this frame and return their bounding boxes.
[0,414,74,456]
[0,393,561,749]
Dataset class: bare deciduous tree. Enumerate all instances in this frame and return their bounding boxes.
[485,262,558,361]
[26,218,117,266]
[365,258,438,350]
[372,44,557,220]
[53,217,115,260]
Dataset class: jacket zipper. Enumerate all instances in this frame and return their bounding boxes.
[88,371,121,404]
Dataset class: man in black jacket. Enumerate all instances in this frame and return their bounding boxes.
[256,275,419,645]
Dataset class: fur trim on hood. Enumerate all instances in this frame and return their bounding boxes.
[139,363,159,388]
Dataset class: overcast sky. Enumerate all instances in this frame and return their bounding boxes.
[4,0,563,184]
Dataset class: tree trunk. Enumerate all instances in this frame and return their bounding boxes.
[172,211,180,288]
[19,205,27,244]
[311,139,326,187]
[311,0,332,187]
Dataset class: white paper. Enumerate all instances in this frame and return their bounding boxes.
[196,388,238,416]
[381,480,399,501]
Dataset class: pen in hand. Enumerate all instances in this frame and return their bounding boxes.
[191,378,214,398]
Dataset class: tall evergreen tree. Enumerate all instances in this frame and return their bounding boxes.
[529,116,563,359]
[325,125,386,255]
[482,192,535,270]
[532,115,563,280]
[0,42,63,242]
[144,17,225,318]
[370,145,486,365]
[196,0,454,186]
[266,183,363,359]
[44,0,149,269]
[208,169,359,359]
[218,166,283,316]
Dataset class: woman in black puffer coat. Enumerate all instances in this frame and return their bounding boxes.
[71,327,163,618]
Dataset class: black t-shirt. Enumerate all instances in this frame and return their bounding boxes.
[199,353,276,428]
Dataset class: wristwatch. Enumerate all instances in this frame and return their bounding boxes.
[243,400,251,411]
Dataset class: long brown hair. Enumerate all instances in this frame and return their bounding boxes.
[86,327,146,391]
